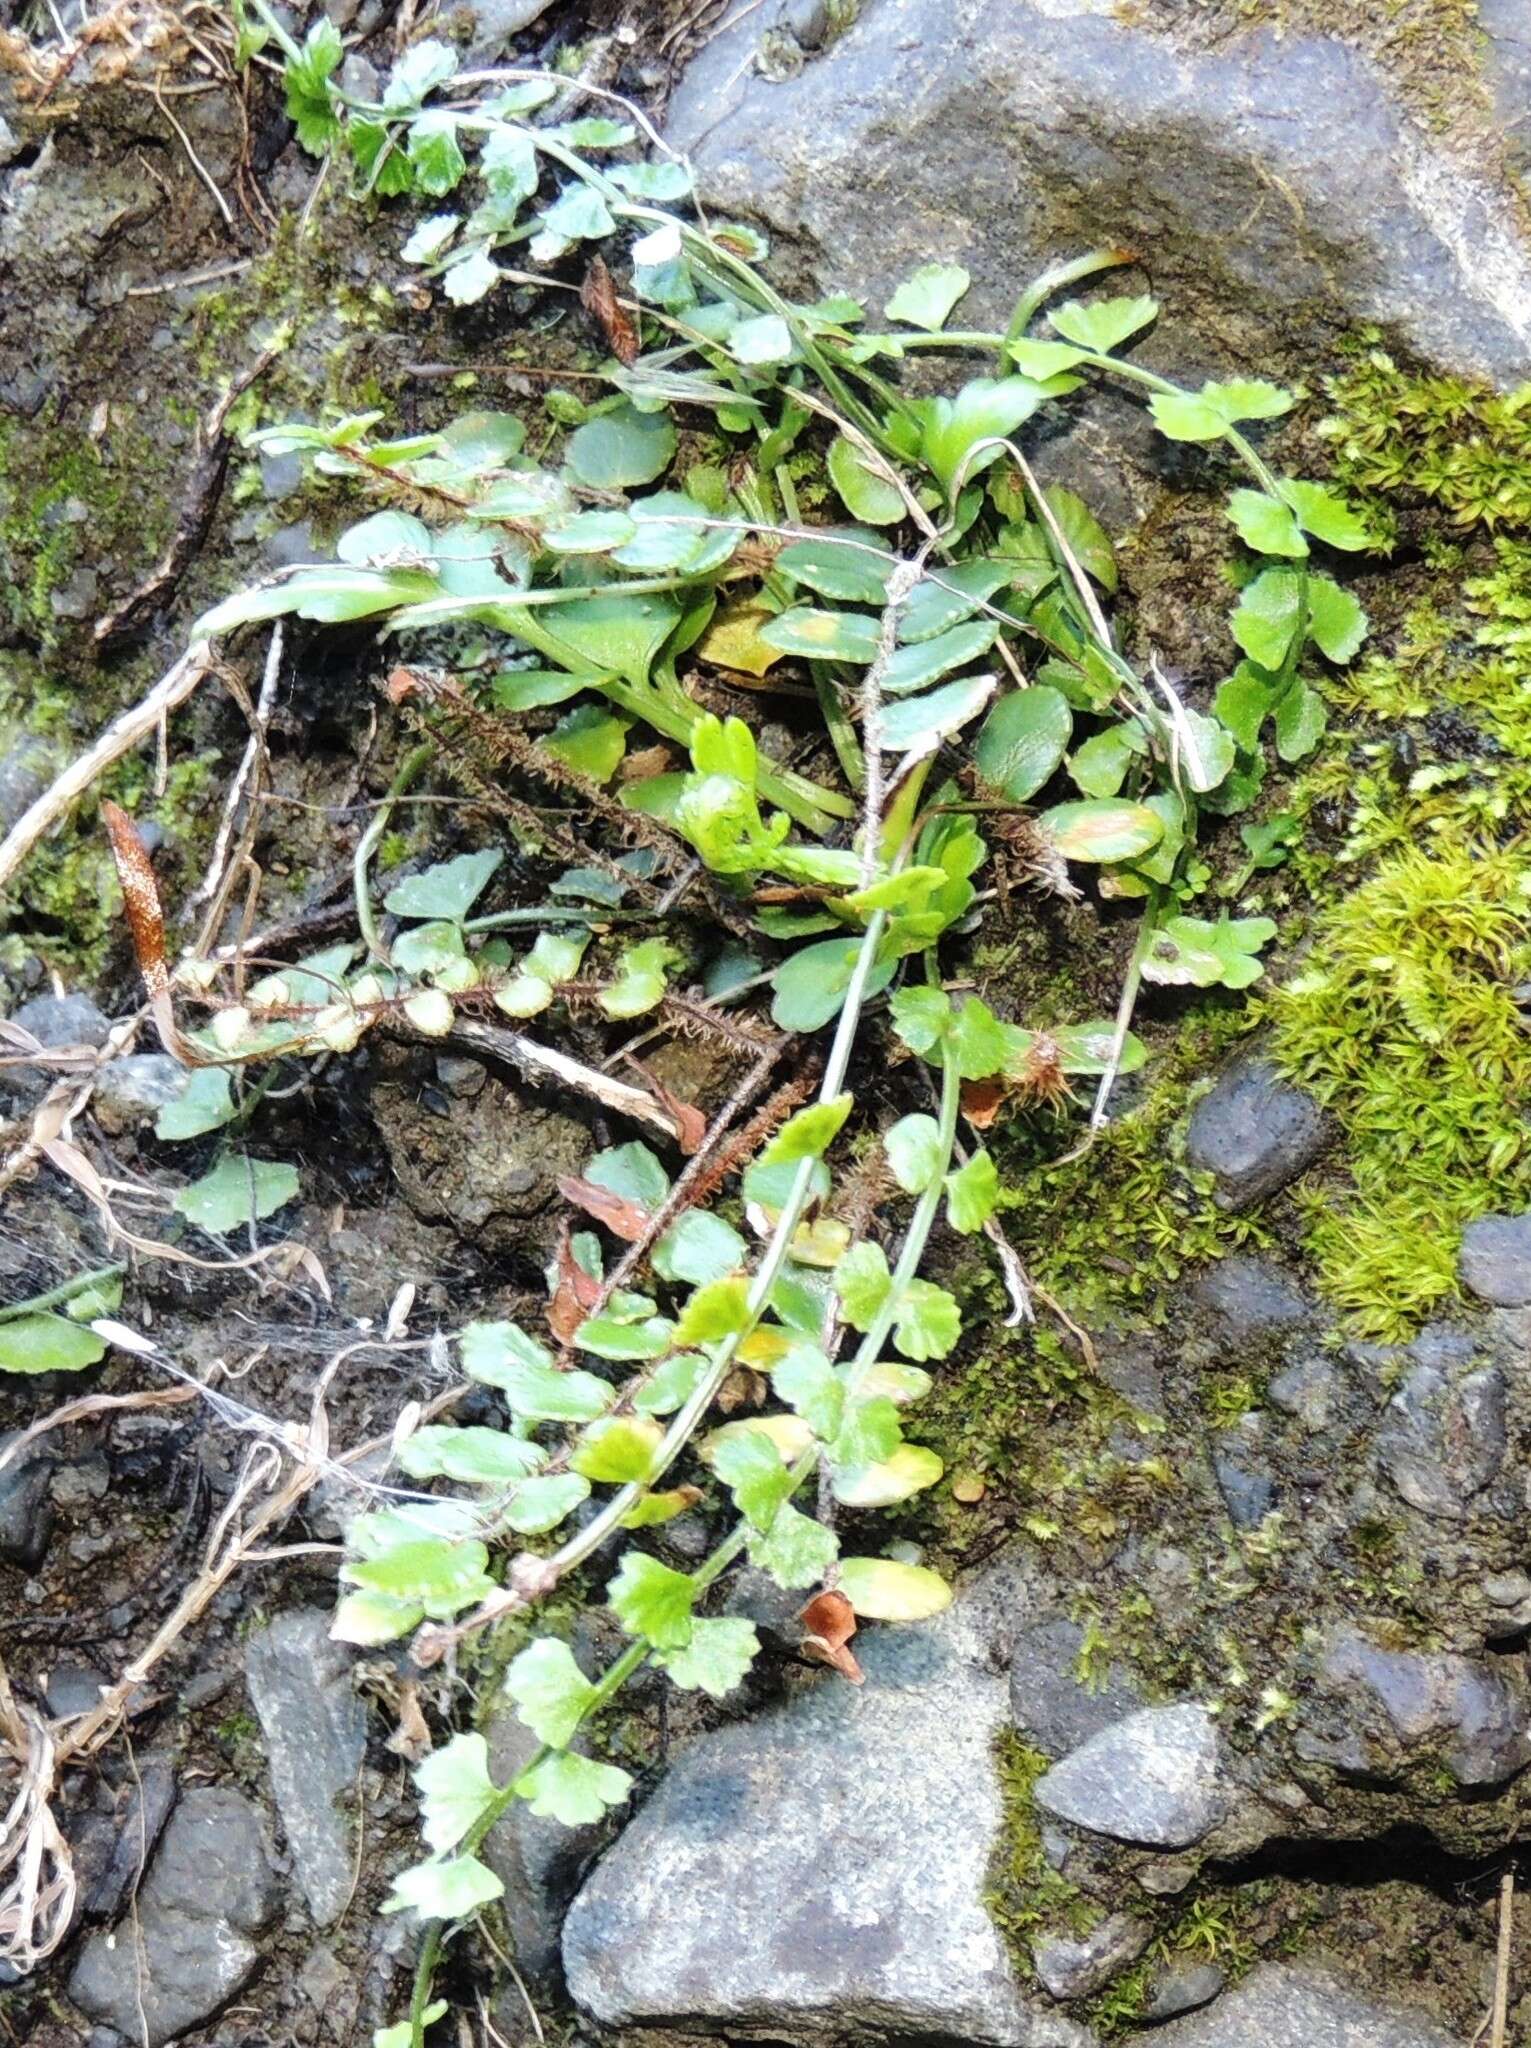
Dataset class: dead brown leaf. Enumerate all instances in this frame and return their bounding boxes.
[620,743,674,783]
[960,1077,1008,1130]
[800,1588,864,1684]
[384,1681,432,1762]
[101,799,168,1004]
[624,1058,708,1155]
[558,1175,651,1243]
[548,1223,602,1344]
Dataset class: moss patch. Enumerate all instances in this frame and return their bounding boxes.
[1260,529,1531,1338]
[1266,836,1529,1338]
[1323,336,1531,532]
[995,1009,1267,1317]
[986,1731,1096,1962]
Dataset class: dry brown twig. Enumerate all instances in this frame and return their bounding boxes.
[421,1013,696,1148]
[187,622,283,935]
[1490,1866,1514,2048]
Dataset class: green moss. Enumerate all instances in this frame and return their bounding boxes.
[0,406,175,654]
[1202,1373,1263,1425]
[1266,838,1530,1338]
[1322,337,1531,533]
[995,1010,1267,1317]
[1243,352,1531,1341]
[987,1731,1096,1971]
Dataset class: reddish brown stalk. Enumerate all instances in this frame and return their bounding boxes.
[580,254,639,365]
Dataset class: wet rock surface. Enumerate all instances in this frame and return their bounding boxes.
[667,0,1531,383]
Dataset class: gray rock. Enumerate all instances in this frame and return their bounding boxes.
[70,1787,277,2045]
[484,1701,609,1989]
[669,0,1531,385]
[1190,1256,1311,1343]
[1376,1361,1506,1520]
[92,1054,188,1136]
[1035,1705,1225,1850]
[1268,1357,1341,1431]
[720,1564,806,1646]
[264,520,318,569]
[1142,1963,1225,2022]
[1010,1618,1146,1759]
[245,1609,366,1926]
[1459,1211,1531,1306]
[2,991,111,1101]
[50,563,97,619]
[460,0,553,52]
[1034,1914,1150,2001]
[0,1432,53,1564]
[78,1757,177,1925]
[338,52,380,102]
[1482,1570,1531,1610]
[71,1906,259,2046]
[44,1659,105,1719]
[258,445,305,501]
[1212,1449,1276,1530]
[1186,1062,1330,1211]
[1408,1322,1478,1373]
[1129,1961,1465,2048]
[1316,1628,1531,1788]
[141,1785,278,1932]
[1211,1419,1276,1529]
[563,1576,1094,2047]
[0,733,63,835]
[779,0,832,50]
[1095,1333,1167,1418]
[1483,0,1531,180]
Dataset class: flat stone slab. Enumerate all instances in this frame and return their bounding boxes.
[563,1576,1095,2047]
